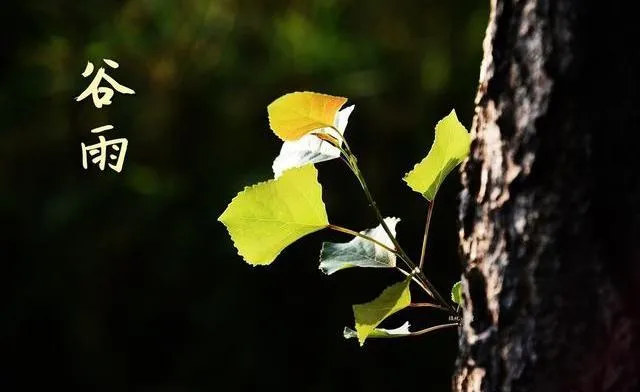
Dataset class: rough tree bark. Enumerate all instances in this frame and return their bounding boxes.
[455,0,640,391]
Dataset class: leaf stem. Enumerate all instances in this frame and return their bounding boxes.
[418,199,435,270]
[327,224,396,255]
[362,322,458,340]
[395,267,434,297]
[408,322,459,337]
[338,140,455,313]
[409,302,449,311]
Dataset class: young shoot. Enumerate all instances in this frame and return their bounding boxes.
[219,91,470,345]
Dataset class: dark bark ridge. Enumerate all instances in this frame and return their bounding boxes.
[455,1,640,391]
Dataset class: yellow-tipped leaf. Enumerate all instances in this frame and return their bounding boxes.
[267,91,348,141]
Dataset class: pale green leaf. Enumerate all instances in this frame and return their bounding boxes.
[343,321,411,340]
[403,110,471,200]
[319,217,399,275]
[451,281,462,305]
[218,164,329,265]
[272,105,355,178]
[353,277,412,346]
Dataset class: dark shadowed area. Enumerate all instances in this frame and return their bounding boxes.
[1,1,487,390]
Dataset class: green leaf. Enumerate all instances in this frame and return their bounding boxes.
[451,281,462,305]
[352,277,412,346]
[343,321,411,340]
[319,217,399,275]
[218,164,329,265]
[403,110,471,200]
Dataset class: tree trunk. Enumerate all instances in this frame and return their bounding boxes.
[455,0,640,391]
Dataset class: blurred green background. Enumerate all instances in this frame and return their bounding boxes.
[1,0,487,390]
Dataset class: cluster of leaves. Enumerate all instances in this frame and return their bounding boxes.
[219,92,470,345]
